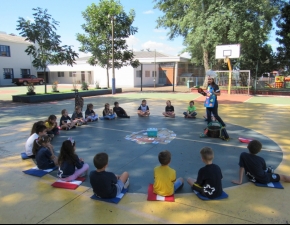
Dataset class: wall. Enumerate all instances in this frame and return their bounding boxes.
[0,41,37,86]
[47,62,135,88]
[134,64,159,87]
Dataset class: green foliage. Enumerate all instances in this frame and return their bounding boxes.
[77,0,140,88]
[276,1,290,69]
[81,81,89,90]
[16,7,79,93]
[154,0,282,85]
[27,82,35,93]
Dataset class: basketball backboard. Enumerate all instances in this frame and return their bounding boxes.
[215,44,241,59]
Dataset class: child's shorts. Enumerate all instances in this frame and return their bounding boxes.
[115,180,124,196]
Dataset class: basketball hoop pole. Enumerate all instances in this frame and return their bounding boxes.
[225,57,232,94]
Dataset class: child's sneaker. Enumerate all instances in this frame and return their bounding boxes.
[124,178,130,189]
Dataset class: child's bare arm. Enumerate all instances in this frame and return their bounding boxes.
[232,167,244,185]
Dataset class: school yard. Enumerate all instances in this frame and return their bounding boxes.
[0,85,290,224]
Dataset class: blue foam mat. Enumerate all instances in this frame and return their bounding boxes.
[21,152,31,160]
[254,182,284,189]
[91,188,128,204]
[193,190,229,201]
[22,167,58,177]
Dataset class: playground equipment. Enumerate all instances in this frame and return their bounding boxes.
[285,76,290,88]
[275,75,285,88]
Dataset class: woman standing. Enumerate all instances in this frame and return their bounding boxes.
[201,77,226,127]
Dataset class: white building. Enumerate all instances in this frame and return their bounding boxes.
[0,32,37,86]
[45,51,205,88]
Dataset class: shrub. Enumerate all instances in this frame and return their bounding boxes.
[52,81,59,92]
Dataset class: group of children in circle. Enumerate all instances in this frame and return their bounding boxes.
[24,101,290,201]
[25,117,290,200]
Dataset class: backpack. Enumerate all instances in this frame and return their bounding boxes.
[220,127,230,141]
[200,121,230,141]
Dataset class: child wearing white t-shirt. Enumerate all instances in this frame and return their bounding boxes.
[137,99,150,117]
[25,124,47,157]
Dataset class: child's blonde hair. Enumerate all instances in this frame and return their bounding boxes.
[200,147,214,161]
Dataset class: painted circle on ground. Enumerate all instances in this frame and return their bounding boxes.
[125,128,176,144]
[49,116,283,194]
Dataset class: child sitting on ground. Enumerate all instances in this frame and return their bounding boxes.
[183,100,197,118]
[25,124,47,158]
[72,105,87,125]
[45,115,59,136]
[137,99,150,117]
[57,138,89,182]
[85,103,99,122]
[90,152,130,199]
[32,136,58,170]
[113,102,130,118]
[101,103,116,120]
[30,121,44,136]
[60,109,77,130]
[153,150,184,196]
[187,147,223,199]
[232,140,290,185]
[162,100,175,118]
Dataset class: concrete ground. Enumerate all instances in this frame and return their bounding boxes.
[1,86,290,224]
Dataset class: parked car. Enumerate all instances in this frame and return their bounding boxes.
[12,75,45,86]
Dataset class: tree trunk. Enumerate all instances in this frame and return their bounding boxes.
[106,66,110,88]
[202,49,210,87]
[44,67,47,94]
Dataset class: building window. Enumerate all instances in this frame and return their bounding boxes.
[58,72,64,77]
[69,71,76,77]
[145,71,150,77]
[3,68,14,79]
[152,71,157,77]
[0,45,10,57]
[136,70,142,78]
[21,69,30,76]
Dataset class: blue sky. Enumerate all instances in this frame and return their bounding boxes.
[0,0,279,58]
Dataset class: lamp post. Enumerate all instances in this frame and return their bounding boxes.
[154,49,156,88]
[109,15,116,95]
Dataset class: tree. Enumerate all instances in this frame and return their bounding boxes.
[276,1,290,70]
[154,0,282,87]
[17,7,79,93]
[77,0,140,88]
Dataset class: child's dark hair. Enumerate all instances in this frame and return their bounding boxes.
[75,105,81,110]
[35,124,47,134]
[30,121,44,135]
[200,147,214,161]
[114,101,119,106]
[142,99,146,103]
[46,115,57,125]
[32,135,51,155]
[104,103,110,107]
[58,139,76,165]
[87,103,93,110]
[158,150,171,165]
[93,153,108,169]
[247,140,262,154]
[189,100,194,105]
[61,109,67,115]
